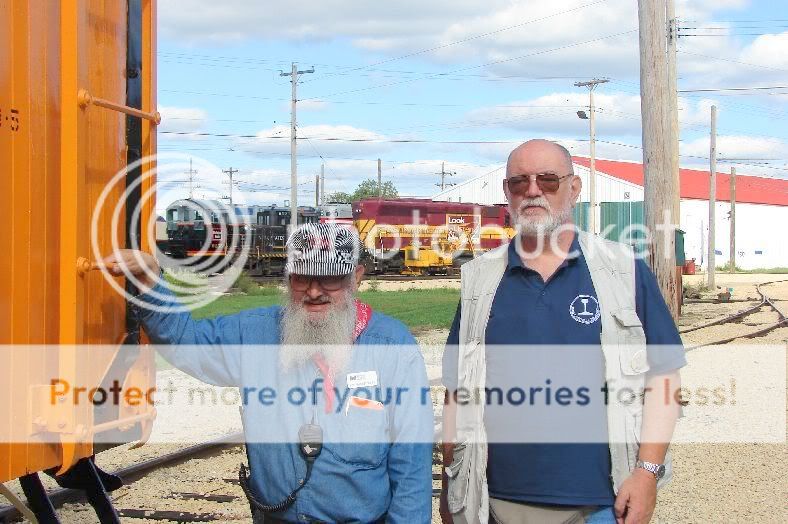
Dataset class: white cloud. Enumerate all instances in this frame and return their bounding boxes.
[466,92,643,137]
[296,98,330,111]
[680,134,788,177]
[236,123,392,157]
[159,1,781,93]
[159,106,208,137]
[682,134,788,160]
[739,31,788,71]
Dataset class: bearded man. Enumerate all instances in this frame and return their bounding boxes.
[440,140,685,524]
[104,223,433,523]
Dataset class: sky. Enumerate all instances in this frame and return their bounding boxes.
[154,0,788,212]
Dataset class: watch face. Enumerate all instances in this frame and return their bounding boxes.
[656,465,666,478]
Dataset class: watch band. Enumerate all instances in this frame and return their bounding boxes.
[636,460,666,480]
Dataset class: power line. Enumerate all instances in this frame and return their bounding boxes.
[678,85,788,93]
[306,28,638,100]
[302,0,609,82]
[676,50,788,73]
[159,130,531,144]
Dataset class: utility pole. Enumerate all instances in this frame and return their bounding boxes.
[377,158,382,198]
[186,158,198,199]
[320,163,325,205]
[435,161,456,191]
[666,0,681,223]
[706,106,717,290]
[280,62,315,229]
[315,174,320,207]
[729,166,736,274]
[708,105,717,288]
[222,167,238,206]
[575,78,609,235]
[638,0,679,319]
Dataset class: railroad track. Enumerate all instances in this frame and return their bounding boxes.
[0,434,243,523]
[682,279,787,350]
[1,419,447,522]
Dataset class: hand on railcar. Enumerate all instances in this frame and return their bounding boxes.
[100,249,160,293]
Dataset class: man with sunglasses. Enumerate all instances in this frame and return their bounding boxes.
[440,140,685,524]
[102,223,433,523]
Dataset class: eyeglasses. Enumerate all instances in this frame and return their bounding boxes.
[289,274,350,292]
[505,173,573,195]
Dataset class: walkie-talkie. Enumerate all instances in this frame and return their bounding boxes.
[298,423,323,460]
[240,423,324,514]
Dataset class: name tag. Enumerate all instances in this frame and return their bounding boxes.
[346,371,378,389]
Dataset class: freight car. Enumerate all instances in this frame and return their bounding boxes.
[353,198,516,275]
[1,0,158,521]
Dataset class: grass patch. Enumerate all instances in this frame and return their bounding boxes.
[192,293,282,319]
[683,281,711,298]
[357,287,459,329]
[190,287,459,329]
[715,262,788,274]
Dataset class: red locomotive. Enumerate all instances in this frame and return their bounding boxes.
[352,198,516,275]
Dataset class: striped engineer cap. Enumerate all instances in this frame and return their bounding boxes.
[285,222,361,276]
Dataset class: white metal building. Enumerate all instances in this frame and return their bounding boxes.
[433,157,788,270]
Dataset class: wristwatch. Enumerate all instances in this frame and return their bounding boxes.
[636,460,666,480]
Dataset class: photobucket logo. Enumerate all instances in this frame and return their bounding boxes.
[90,153,254,313]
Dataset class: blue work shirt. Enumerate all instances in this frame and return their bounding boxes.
[443,234,686,506]
[138,283,433,523]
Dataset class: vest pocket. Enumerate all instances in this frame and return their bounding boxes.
[612,309,650,375]
[446,441,471,513]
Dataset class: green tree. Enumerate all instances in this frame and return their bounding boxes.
[326,180,399,204]
[352,179,399,201]
[325,191,354,204]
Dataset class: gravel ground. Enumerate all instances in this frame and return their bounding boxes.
[5,275,786,523]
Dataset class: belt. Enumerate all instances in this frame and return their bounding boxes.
[251,507,386,524]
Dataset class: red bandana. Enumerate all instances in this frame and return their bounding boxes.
[312,300,372,413]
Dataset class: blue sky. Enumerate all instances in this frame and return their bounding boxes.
[155,0,788,212]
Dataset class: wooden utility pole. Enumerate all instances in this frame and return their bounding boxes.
[729,166,736,273]
[377,158,382,197]
[666,0,681,222]
[708,105,717,288]
[574,78,609,234]
[638,0,679,319]
[320,163,325,205]
[280,62,314,229]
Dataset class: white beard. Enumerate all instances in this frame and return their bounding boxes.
[511,196,573,237]
[279,288,356,374]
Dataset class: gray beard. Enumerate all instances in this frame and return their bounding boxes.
[279,288,356,374]
[511,197,573,237]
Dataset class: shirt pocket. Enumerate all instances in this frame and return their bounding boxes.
[325,401,390,468]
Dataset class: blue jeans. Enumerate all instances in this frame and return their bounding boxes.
[585,505,616,524]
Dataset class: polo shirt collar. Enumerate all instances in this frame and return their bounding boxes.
[506,231,583,272]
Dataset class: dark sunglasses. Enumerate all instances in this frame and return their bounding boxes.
[505,173,573,195]
[289,274,350,292]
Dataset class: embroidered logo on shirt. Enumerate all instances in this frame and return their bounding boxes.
[569,294,600,324]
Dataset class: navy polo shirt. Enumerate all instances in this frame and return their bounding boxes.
[442,234,686,507]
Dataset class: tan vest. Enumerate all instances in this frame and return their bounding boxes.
[445,232,673,524]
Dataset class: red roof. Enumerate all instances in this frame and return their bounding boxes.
[572,157,788,207]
